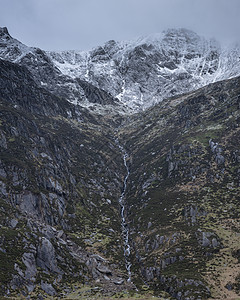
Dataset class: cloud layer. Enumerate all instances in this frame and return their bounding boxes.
[1,0,240,50]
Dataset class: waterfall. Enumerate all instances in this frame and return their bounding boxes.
[115,138,131,282]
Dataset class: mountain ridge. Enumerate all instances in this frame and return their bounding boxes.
[1,27,240,112]
[48,28,240,110]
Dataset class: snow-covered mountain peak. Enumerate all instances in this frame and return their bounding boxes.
[0,27,240,113]
[47,28,240,110]
[135,28,199,47]
[0,26,34,63]
[163,28,201,41]
[0,27,11,39]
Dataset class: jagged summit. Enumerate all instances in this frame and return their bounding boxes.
[0,26,10,36]
[0,26,16,41]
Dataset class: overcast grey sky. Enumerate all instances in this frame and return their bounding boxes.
[0,0,240,51]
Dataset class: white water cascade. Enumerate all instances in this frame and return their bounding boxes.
[115,138,132,282]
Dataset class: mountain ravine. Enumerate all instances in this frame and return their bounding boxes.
[0,27,240,299]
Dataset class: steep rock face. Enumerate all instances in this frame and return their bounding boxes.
[0,59,133,297]
[49,28,240,110]
[0,59,78,118]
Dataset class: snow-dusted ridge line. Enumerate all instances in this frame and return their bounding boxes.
[47,28,240,111]
[0,27,129,114]
[1,27,240,113]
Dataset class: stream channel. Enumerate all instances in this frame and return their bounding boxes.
[115,138,131,282]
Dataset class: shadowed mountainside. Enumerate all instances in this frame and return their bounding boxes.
[0,27,240,299]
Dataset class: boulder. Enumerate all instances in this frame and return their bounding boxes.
[41,281,56,296]
[22,252,37,280]
[96,264,112,275]
[36,237,60,273]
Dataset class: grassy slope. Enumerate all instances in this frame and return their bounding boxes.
[119,76,240,299]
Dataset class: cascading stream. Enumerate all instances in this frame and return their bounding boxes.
[115,138,131,282]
